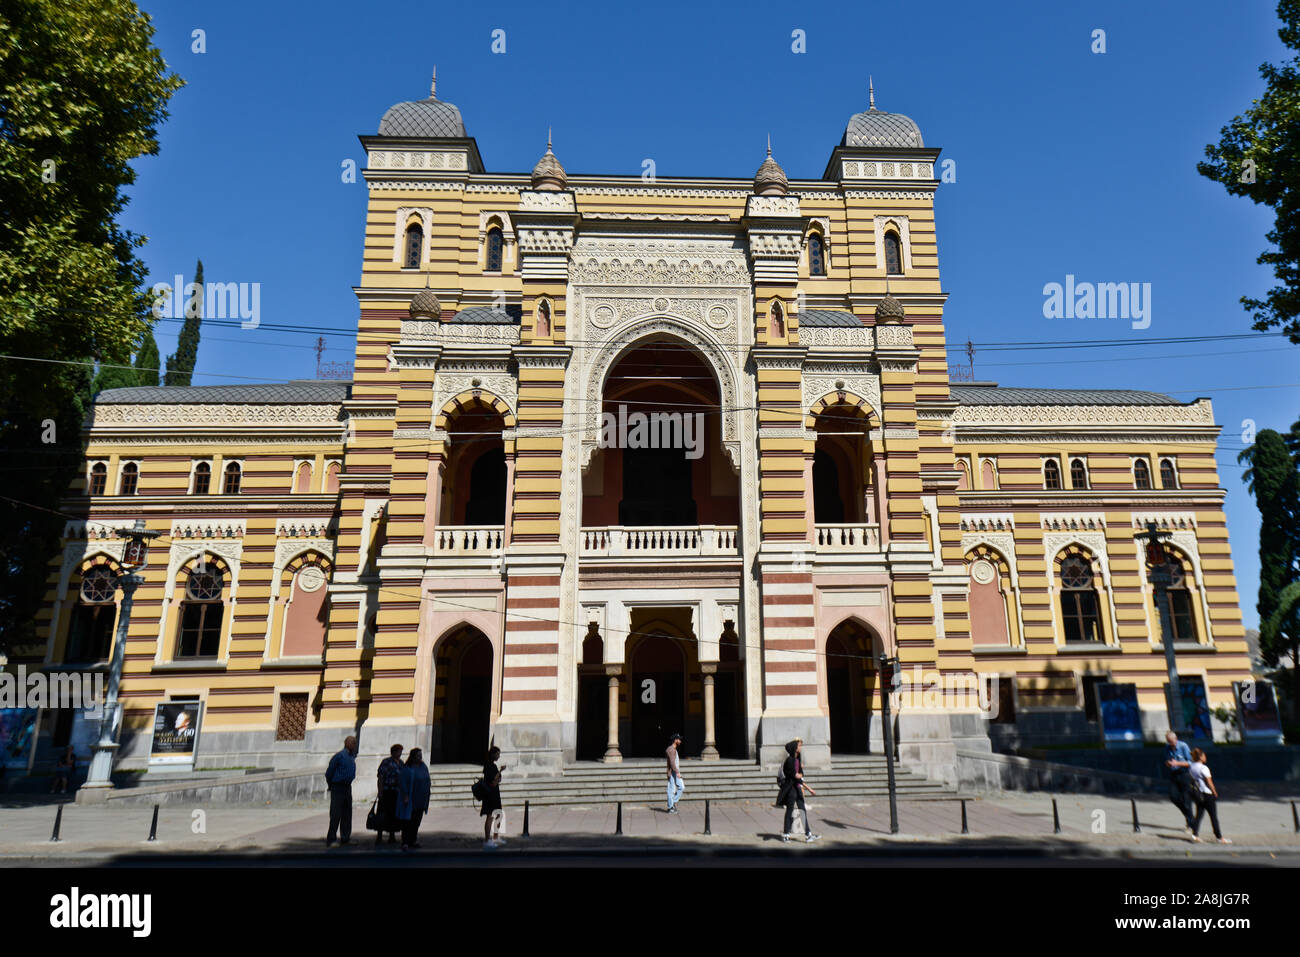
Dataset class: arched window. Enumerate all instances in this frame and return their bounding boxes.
[88,462,107,496]
[192,462,211,495]
[177,564,224,658]
[980,459,997,490]
[294,462,312,493]
[485,225,504,272]
[1059,554,1101,642]
[884,231,903,275]
[222,462,242,495]
[1159,558,1197,643]
[812,448,845,523]
[1133,459,1152,490]
[324,461,340,494]
[955,459,970,491]
[535,300,551,337]
[1043,459,1062,490]
[403,222,423,269]
[1069,457,1089,489]
[66,567,116,663]
[119,463,139,496]
[808,233,826,276]
[1160,458,1178,489]
[770,301,785,338]
[967,548,1012,647]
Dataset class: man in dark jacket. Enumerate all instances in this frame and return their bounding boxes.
[325,735,358,847]
[776,738,820,843]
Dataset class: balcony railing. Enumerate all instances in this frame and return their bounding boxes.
[580,525,740,559]
[431,525,505,554]
[813,523,882,551]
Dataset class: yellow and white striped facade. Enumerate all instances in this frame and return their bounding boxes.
[23,82,1254,781]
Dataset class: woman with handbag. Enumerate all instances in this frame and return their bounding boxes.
[374,744,404,844]
[481,746,506,849]
[396,748,431,851]
[1188,748,1231,844]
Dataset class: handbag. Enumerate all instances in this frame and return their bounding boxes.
[365,799,381,831]
[471,777,486,801]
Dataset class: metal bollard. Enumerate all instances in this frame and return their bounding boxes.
[960,798,969,835]
[50,804,63,842]
[1131,798,1141,833]
[1052,798,1061,834]
[615,801,623,836]
[522,799,530,838]
[148,804,159,841]
[1292,801,1299,834]
[704,799,711,836]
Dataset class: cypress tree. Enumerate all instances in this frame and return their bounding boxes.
[134,325,160,387]
[164,257,203,386]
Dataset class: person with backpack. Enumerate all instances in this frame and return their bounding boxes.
[396,747,431,851]
[775,738,820,843]
[374,743,404,845]
[1187,748,1231,844]
[665,732,685,813]
[1163,730,1197,834]
[324,735,358,847]
[480,746,506,849]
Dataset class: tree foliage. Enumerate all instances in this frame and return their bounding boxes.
[164,258,202,386]
[0,0,181,651]
[1198,0,1300,342]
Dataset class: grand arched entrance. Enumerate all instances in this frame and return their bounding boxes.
[825,619,877,754]
[430,625,493,764]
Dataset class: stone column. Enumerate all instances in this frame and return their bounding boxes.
[701,663,719,760]
[603,666,622,763]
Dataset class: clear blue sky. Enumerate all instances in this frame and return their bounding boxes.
[122,0,1298,627]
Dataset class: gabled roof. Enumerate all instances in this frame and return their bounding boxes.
[94,381,351,404]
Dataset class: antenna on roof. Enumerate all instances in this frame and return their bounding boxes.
[430,66,437,98]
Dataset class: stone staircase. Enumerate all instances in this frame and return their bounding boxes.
[426,755,953,808]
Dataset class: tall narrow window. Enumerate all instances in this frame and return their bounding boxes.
[177,565,224,658]
[1070,457,1089,489]
[535,300,551,337]
[1160,458,1178,489]
[88,463,107,496]
[192,462,211,495]
[770,301,785,338]
[66,568,116,663]
[294,462,312,493]
[1133,459,1152,489]
[1043,459,1062,490]
[1157,559,1197,643]
[884,231,903,275]
[486,226,503,272]
[223,462,242,495]
[1059,555,1102,642]
[808,234,826,276]
[403,222,423,269]
[119,463,139,496]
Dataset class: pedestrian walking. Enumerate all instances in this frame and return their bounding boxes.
[1163,730,1196,833]
[1187,748,1231,844]
[324,735,358,847]
[481,746,507,849]
[665,732,685,813]
[397,747,431,851]
[50,745,76,794]
[776,739,820,843]
[375,744,404,845]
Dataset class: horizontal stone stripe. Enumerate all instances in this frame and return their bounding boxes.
[502,689,557,702]
[762,616,815,628]
[503,642,559,656]
[765,639,816,651]
[766,685,818,696]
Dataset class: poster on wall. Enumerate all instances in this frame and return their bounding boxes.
[1096,682,1143,747]
[1233,680,1285,745]
[0,708,39,770]
[1164,678,1213,740]
[148,701,203,766]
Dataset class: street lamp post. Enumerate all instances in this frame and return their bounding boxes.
[82,520,159,795]
[879,652,900,834]
[1138,522,1183,736]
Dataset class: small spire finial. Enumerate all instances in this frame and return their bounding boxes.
[430,66,437,98]
[869,75,875,110]
[767,133,772,156]
[547,126,552,152]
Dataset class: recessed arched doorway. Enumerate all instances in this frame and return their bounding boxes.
[628,632,686,758]
[826,619,877,754]
[430,626,494,764]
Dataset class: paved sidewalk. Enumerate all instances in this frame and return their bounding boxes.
[1,793,1298,862]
